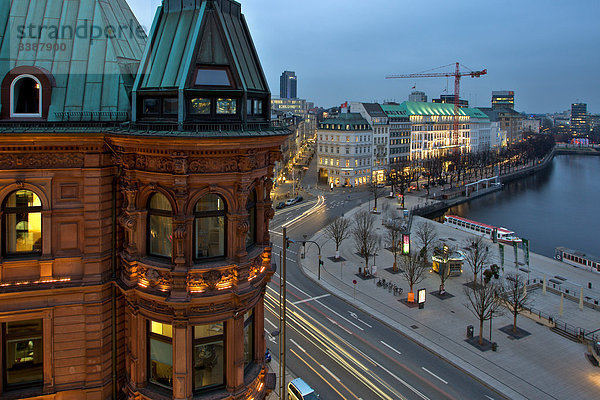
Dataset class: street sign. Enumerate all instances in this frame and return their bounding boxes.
[418,288,426,309]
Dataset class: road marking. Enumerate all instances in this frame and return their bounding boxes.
[374,361,429,400]
[421,367,448,385]
[287,280,364,331]
[293,294,331,305]
[290,338,306,353]
[484,396,495,400]
[321,364,341,382]
[348,311,373,328]
[380,341,402,356]
[265,318,278,330]
[328,317,353,336]
[264,329,276,343]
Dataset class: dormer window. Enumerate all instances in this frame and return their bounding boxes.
[10,75,42,118]
[195,67,233,88]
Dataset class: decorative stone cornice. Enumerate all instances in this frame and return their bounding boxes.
[0,152,84,169]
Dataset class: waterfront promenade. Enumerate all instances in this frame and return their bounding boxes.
[299,193,600,400]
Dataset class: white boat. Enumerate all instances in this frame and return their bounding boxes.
[444,215,522,244]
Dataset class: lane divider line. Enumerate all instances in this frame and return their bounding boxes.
[293,294,331,305]
[321,364,342,382]
[421,367,448,385]
[290,338,306,353]
[380,341,402,356]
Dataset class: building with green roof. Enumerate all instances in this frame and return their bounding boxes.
[0,1,286,399]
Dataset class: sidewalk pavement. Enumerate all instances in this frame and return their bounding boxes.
[265,357,296,400]
[299,194,600,400]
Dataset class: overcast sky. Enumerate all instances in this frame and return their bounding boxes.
[127,0,600,114]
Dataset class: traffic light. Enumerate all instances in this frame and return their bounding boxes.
[302,241,306,247]
[286,238,295,249]
[319,259,324,267]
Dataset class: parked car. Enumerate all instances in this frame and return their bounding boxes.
[276,201,286,209]
[288,378,319,400]
[376,183,385,188]
[294,195,303,203]
[285,198,296,206]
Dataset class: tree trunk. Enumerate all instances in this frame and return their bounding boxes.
[479,320,484,345]
[335,247,339,259]
[513,311,518,333]
[364,258,369,276]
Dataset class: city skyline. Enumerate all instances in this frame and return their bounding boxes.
[127,0,599,114]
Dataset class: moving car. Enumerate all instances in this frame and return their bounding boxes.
[294,195,303,203]
[285,198,296,206]
[288,378,319,400]
[276,201,286,209]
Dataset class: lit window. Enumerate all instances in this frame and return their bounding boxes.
[195,68,231,86]
[148,193,172,258]
[11,75,41,117]
[217,98,237,115]
[149,321,173,389]
[194,323,225,391]
[194,194,226,260]
[190,98,211,115]
[3,319,43,390]
[3,190,42,256]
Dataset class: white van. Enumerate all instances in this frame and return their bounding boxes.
[288,378,319,400]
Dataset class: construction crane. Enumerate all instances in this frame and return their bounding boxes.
[386,62,487,149]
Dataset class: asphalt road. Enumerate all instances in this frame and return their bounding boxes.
[265,192,506,400]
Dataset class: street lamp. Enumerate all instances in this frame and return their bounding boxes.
[303,239,322,280]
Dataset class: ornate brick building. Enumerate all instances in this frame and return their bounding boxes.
[0,1,287,399]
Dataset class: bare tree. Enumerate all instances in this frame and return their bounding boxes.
[462,235,490,285]
[415,221,438,262]
[352,210,379,276]
[433,243,452,294]
[384,215,403,272]
[498,273,532,333]
[324,217,351,259]
[399,251,428,300]
[464,282,503,345]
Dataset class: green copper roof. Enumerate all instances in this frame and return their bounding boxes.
[136,0,268,92]
[321,112,368,125]
[462,107,489,119]
[0,0,147,121]
[381,102,490,120]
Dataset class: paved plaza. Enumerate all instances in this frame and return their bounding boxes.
[299,194,600,400]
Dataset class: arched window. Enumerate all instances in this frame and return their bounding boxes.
[3,190,42,256]
[10,75,41,118]
[194,194,226,260]
[245,190,256,248]
[148,193,173,258]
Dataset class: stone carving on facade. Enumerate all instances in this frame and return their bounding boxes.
[188,157,238,173]
[172,151,188,175]
[187,266,239,293]
[138,266,173,290]
[237,220,250,234]
[0,152,84,169]
[138,298,174,315]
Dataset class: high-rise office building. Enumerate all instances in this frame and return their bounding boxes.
[492,91,515,109]
[408,91,427,102]
[432,95,469,108]
[280,70,298,99]
[571,103,589,136]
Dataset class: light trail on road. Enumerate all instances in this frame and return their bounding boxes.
[265,288,429,400]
